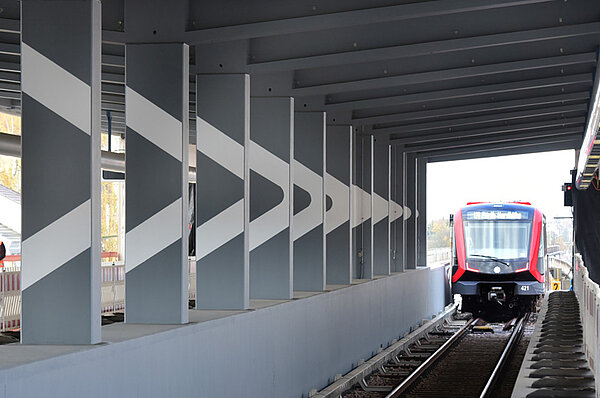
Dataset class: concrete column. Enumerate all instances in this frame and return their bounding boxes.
[390,146,404,272]
[293,112,325,291]
[417,157,428,267]
[125,43,189,324]
[249,98,293,299]
[20,0,102,344]
[372,139,390,276]
[325,126,352,285]
[405,152,417,269]
[352,135,373,279]
[195,75,250,309]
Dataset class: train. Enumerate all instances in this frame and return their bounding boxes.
[451,202,547,315]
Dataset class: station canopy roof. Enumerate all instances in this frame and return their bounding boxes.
[0,0,599,164]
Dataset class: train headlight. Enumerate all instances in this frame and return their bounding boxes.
[493,266,501,274]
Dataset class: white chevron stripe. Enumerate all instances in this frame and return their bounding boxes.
[389,201,403,223]
[21,43,91,135]
[293,160,323,241]
[403,206,412,220]
[351,184,371,229]
[22,200,91,290]
[249,140,289,251]
[196,199,244,260]
[196,116,244,179]
[372,192,389,225]
[126,198,183,272]
[126,87,183,162]
[325,173,350,234]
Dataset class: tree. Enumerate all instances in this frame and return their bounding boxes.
[428,218,451,248]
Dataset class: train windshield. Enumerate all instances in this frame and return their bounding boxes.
[462,208,532,273]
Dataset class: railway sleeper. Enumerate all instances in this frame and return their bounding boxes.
[358,378,393,393]
[379,368,411,377]
[372,370,409,378]
[391,357,422,367]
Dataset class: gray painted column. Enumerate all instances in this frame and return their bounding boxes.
[417,157,428,267]
[20,0,102,344]
[293,112,325,291]
[352,135,373,279]
[325,126,352,285]
[195,75,249,309]
[250,97,293,299]
[404,152,417,270]
[125,43,189,324]
[372,139,390,276]
[390,146,404,272]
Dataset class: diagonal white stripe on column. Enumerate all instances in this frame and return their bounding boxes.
[196,116,244,179]
[196,199,244,260]
[21,200,91,290]
[373,192,389,225]
[404,206,412,220]
[126,198,183,273]
[325,173,350,234]
[249,140,289,251]
[126,87,183,162]
[389,201,404,222]
[21,43,91,135]
[293,160,323,241]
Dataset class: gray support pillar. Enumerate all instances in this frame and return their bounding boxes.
[125,44,189,324]
[417,157,428,267]
[372,140,390,276]
[293,112,325,291]
[405,152,417,269]
[249,98,293,299]
[352,135,373,279]
[390,146,404,272]
[20,0,101,344]
[325,126,352,285]
[195,75,250,309]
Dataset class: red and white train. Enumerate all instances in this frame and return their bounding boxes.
[451,202,547,314]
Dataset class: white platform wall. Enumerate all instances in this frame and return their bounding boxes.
[0,267,447,398]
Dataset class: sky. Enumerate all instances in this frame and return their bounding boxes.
[427,150,575,221]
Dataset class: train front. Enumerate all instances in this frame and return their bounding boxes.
[451,202,546,314]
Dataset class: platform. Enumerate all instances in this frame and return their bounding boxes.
[0,267,446,398]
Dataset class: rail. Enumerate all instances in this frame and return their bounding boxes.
[573,254,600,393]
[384,317,476,398]
[384,314,526,398]
[0,254,198,332]
[479,315,527,398]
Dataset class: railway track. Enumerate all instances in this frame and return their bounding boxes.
[340,314,530,398]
